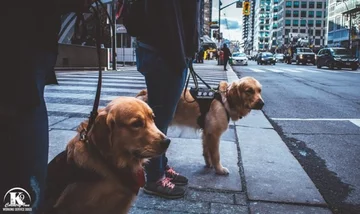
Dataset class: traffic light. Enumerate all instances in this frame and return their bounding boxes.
[243,1,251,16]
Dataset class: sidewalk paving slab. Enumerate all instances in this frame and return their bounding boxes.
[165,137,242,192]
[250,202,332,214]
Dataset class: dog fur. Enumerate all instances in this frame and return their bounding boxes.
[136,76,264,175]
[45,97,169,214]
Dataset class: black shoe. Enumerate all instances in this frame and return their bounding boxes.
[143,177,185,199]
[165,165,188,186]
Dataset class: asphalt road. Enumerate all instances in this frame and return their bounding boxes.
[233,61,360,214]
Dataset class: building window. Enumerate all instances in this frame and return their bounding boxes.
[285,29,290,35]
[300,29,306,33]
[293,1,299,8]
[285,19,291,26]
[286,10,291,17]
[293,29,298,33]
[301,1,307,8]
[309,1,314,8]
[315,30,321,36]
[301,11,306,17]
[329,20,334,31]
[315,39,320,45]
[316,20,321,27]
[308,20,314,27]
[316,2,322,9]
[293,20,299,26]
[293,10,299,17]
[286,1,292,8]
[300,20,306,26]
[316,11,322,18]
[309,11,314,18]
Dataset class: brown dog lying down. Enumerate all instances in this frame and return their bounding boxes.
[44,97,169,214]
[136,76,264,175]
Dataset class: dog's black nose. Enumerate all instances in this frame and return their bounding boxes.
[160,138,171,149]
[254,99,264,110]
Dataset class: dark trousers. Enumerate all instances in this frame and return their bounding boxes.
[0,51,57,214]
[136,42,189,182]
[224,57,229,70]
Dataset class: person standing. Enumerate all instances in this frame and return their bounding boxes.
[1,1,93,213]
[222,43,231,71]
[134,0,200,199]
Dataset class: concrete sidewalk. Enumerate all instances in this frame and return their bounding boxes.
[47,60,333,213]
[129,61,332,214]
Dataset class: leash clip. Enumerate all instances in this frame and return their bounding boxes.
[80,128,88,142]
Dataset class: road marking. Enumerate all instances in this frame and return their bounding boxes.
[265,68,284,72]
[272,118,360,127]
[272,118,359,121]
[350,119,360,127]
[251,68,266,72]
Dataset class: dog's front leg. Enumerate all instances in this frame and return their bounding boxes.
[203,132,229,175]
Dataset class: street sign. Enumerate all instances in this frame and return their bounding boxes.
[116,24,127,33]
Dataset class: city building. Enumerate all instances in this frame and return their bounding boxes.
[327,0,360,57]
[253,0,273,53]
[243,0,257,54]
[252,0,328,53]
[201,0,213,37]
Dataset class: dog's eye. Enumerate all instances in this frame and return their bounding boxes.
[246,88,254,94]
[131,120,144,128]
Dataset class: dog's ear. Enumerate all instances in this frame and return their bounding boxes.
[90,110,115,156]
[227,82,244,107]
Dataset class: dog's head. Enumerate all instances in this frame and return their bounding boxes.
[226,76,264,119]
[89,97,169,169]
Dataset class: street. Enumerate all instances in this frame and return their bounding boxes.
[233,61,360,214]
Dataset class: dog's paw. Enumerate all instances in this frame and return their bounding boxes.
[215,167,230,175]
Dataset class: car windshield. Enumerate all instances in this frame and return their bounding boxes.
[263,53,273,57]
[331,49,351,55]
[275,54,284,57]
[233,53,246,57]
[298,48,312,52]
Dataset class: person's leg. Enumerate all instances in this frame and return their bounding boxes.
[136,44,188,198]
[0,51,57,214]
[224,58,228,70]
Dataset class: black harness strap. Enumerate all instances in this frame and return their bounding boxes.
[189,87,230,129]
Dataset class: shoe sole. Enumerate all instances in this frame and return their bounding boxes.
[143,188,185,199]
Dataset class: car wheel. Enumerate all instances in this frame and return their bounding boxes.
[329,63,334,70]
[296,59,300,65]
[257,61,259,65]
[351,66,358,70]
[273,62,276,65]
[317,62,321,68]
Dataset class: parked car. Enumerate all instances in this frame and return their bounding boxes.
[231,52,248,66]
[316,47,359,70]
[274,53,284,63]
[257,52,276,65]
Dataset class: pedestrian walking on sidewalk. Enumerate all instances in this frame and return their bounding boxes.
[1,1,93,213]
[134,0,200,199]
[222,44,231,71]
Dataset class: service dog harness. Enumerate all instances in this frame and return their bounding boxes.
[189,87,230,129]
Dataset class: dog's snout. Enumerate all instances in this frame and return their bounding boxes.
[160,138,171,149]
[254,99,264,109]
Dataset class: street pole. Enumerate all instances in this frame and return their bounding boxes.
[349,13,352,50]
[218,0,221,45]
[111,0,117,70]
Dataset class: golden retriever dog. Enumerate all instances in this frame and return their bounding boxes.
[136,76,264,175]
[44,97,169,214]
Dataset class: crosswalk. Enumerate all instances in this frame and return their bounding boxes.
[45,69,227,118]
[240,66,360,74]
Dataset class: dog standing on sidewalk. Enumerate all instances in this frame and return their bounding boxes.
[136,76,264,175]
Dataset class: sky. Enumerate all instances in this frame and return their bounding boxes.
[211,0,243,41]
